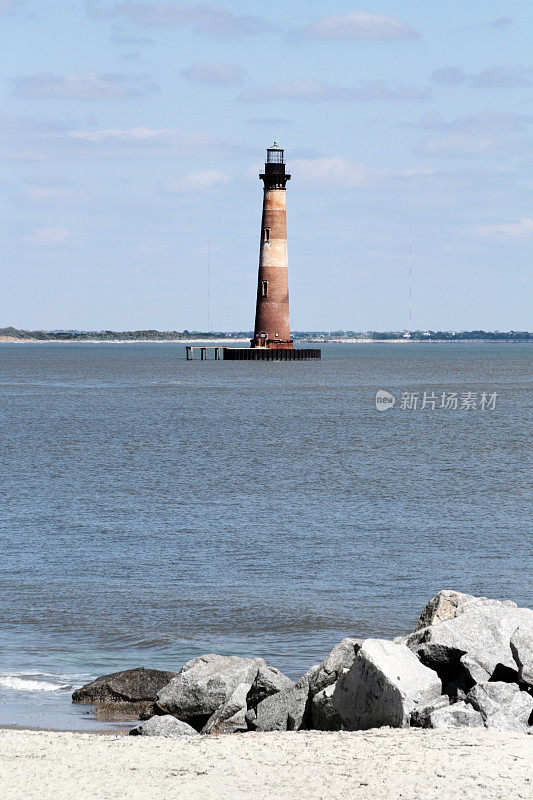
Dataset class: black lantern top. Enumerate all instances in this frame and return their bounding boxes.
[260,142,291,188]
[266,142,284,164]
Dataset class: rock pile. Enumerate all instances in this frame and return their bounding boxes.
[71,591,532,736]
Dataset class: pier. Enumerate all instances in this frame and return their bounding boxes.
[222,347,320,361]
[186,346,223,360]
[186,346,321,361]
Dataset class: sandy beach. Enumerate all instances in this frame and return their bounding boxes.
[1,727,530,800]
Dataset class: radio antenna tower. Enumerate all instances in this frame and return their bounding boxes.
[409,225,413,331]
[207,242,211,333]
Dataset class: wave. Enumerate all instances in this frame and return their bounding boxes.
[0,672,88,693]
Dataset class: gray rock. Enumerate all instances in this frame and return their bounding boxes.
[410,695,450,728]
[246,663,294,708]
[154,654,263,731]
[429,701,485,729]
[510,626,533,688]
[129,715,199,737]
[246,683,309,731]
[202,680,251,735]
[466,681,533,732]
[299,663,320,688]
[332,639,442,730]
[442,675,472,703]
[311,682,344,731]
[306,638,363,697]
[72,667,178,710]
[416,590,477,631]
[393,635,409,646]
[408,597,533,685]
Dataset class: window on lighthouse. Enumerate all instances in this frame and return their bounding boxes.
[261,280,268,297]
[264,228,270,242]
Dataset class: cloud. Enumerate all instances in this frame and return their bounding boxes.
[109,31,155,45]
[22,178,88,204]
[298,10,419,40]
[65,126,248,157]
[470,66,532,88]
[26,186,73,201]
[181,61,245,86]
[408,111,533,133]
[431,67,466,85]
[489,17,512,29]
[475,218,533,238]
[240,79,429,103]
[411,112,533,158]
[1,115,250,161]
[161,170,230,191]
[0,0,23,11]
[416,134,501,157]
[12,71,158,99]
[28,226,71,245]
[86,1,268,38]
[431,65,532,88]
[247,117,292,126]
[119,51,143,61]
[0,113,68,135]
[293,157,431,188]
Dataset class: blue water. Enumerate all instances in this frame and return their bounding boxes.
[0,342,531,729]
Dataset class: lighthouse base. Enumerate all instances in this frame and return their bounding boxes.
[250,339,293,349]
[223,347,320,361]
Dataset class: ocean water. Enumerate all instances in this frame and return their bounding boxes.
[0,342,531,730]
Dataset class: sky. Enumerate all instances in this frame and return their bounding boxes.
[1,0,532,332]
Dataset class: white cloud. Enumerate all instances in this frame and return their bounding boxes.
[109,31,155,45]
[181,61,245,86]
[22,179,88,204]
[298,10,418,40]
[293,157,431,188]
[133,243,168,256]
[247,116,292,126]
[431,64,532,89]
[28,227,71,245]
[68,126,172,142]
[12,71,157,100]
[162,170,230,192]
[0,0,23,11]
[431,67,466,85]
[471,65,532,88]
[411,112,533,157]
[240,79,429,103]
[86,1,268,38]
[409,111,533,133]
[63,126,248,157]
[416,133,501,157]
[26,186,72,201]
[1,117,249,161]
[475,218,533,238]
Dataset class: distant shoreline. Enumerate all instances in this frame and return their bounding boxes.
[0,337,249,345]
[0,337,529,345]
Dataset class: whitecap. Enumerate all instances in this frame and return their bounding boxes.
[0,674,72,692]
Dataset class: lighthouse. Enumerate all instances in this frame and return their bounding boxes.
[192,143,320,361]
[251,143,293,350]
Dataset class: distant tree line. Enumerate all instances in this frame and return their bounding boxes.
[0,327,236,341]
[1,326,530,342]
[294,330,532,341]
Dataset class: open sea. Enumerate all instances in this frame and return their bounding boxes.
[0,342,531,730]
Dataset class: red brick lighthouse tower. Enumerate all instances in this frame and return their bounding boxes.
[251,143,293,350]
